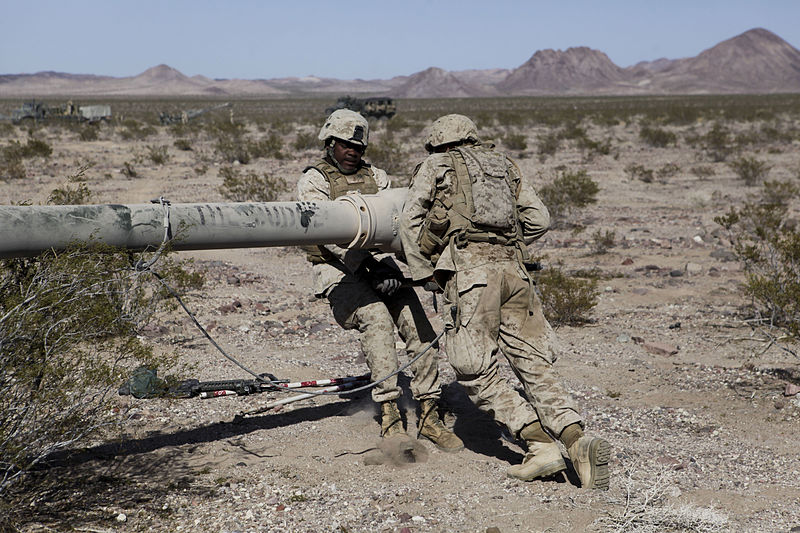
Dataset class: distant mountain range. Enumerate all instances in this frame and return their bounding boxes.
[2,28,799,98]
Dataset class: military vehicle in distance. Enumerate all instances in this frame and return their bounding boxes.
[158,102,231,126]
[11,100,111,124]
[325,96,396,119]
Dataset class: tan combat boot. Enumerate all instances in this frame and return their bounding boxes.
[416,399,464,452]
[567,436,611,490]
[380,400,405,438]
[507,422,566,481]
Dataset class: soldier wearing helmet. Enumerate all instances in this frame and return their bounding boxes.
[400,114,611,489]
[296,110,463,452]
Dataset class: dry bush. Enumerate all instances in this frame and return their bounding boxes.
[218,166,288,202]
[146,144,170,165]
[292,131,319,151]
[591,229,616,254]
[538,168,600,227]
[0,243,201,519]
[47,165,93,205]
[625,163,655,183]
[715,180,800,338]
[639,125,677,147]
[535,264,598,326]
[728,156,770,186]
[600,465,728,532]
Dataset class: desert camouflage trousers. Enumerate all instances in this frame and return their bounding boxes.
[442,259,582,439]
[326,279,441,403]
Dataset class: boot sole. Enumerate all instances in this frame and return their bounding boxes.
[507,458,566,481]
[585,438,611,490]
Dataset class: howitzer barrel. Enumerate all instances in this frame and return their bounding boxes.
[0,188,406,259]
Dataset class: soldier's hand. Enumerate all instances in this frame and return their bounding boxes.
[374,278,401,295]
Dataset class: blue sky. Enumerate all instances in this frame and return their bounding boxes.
[2,0,799,79]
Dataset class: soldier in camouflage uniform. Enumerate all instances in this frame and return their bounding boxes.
[399,114,610,489]
[297,109,463,452]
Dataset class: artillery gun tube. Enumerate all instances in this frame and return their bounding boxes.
[0,188,406,259]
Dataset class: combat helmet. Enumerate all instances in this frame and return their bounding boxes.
[318,109,369,147]
[424,114,480,152]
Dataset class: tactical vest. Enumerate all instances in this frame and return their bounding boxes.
[303,159,379,264]
[418,145,524,263]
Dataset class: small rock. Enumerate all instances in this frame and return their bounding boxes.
[710,249,737,262]
[668,322,681,330]
[486,528,502,533]
[784,383,800,397]
[116,513,127,522]
[669,269,684,277]
[621,257,634,265]
[616,334,631,343]
[685,262,703,275]
[631,336,644,345]
[775,399,786,410]
[399,512,413,523]
[693,235,704,244]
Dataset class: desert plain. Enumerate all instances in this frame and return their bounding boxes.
[1,95,799,532]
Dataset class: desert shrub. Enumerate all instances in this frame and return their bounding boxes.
[601,465,728,532]
[118,119,156,141]
[121,161,137,178]
[639,125,677,147]
[3,137,52,160]
[1,137,53,180]
[728,156,770,186]
[656,162,681,181]
[146,144,170,165]
[536,264,598,326]
[590,229,616,254]
[576,135,611,157]
[218,166,288,202]
[625,163,655,183]
[47,166,93,205]
[538,168,599,227]
[0,244,201,520]
[700,123,733,162]
[77,125,99,142]
[502,132,528,151]
[715,180,800,337]
[366,136,412,180]
[0,150,26,180]
[174,138,193,151]
[292,131,319,151]
[536,131,561,159]
[691,165,716,179]
[247,132,284,160]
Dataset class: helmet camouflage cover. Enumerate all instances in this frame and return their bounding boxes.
[318,109,369,147]
[424,114,480,152]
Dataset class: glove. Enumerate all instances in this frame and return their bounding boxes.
[358,257,402,296]
[374,278,401,295]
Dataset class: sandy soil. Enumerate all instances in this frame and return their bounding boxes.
[2,106,800,533]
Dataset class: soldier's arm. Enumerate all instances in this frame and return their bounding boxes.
[512,162,551,244]
[297,168,373,272]
[399,158,439,281]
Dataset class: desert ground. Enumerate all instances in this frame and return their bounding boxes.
[1,95,800,532]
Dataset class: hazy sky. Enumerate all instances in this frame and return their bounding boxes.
[2,0,799,80]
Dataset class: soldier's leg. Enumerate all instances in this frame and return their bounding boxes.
[384,286,440,401]
[444,278,539,438]
[327,281,401,404]
[386,287,463,452]
[497,270,582,435]
[499,271,610,489]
